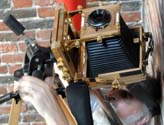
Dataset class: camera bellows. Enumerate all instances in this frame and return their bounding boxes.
[86,17,139,78]
[87,38,138,78]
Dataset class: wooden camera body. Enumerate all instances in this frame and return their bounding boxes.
[51,3,147,88]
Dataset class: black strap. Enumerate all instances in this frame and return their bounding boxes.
[66,82,93,125]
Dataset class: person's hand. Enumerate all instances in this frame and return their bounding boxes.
[18,76,68,125]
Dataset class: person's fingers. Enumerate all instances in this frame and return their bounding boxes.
[18,78,52,100]
[19,76,49,91]
[19,76,55,95]
[20,76,46,87]
[18,84,34,97]
[17,75,57,107]
[18,85,45,106]
[19,93,33,103]
[45,76,55,89]
[18,85,34,103]
[18,81,35,94]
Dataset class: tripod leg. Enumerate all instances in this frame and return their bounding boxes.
[8,99,22,125]
[8,81,22,125]
[56,95,78,125]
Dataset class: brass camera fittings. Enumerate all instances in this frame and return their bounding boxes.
[97,36,103,43]
[57,58,64,70]
[57,58,72,82]
[62,67,72,81]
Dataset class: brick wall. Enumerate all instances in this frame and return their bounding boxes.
[0,0,142,124]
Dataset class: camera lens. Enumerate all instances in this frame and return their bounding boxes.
[87,9,111,30]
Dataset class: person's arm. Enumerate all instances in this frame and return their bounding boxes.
[18,76,69,125]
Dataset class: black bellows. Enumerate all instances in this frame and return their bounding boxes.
[87,16,140,78]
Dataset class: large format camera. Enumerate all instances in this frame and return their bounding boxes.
[51,3,147,88]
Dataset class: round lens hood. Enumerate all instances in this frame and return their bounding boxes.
[87,9,111,29]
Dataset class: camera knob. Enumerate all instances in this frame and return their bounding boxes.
[57,58,64,70]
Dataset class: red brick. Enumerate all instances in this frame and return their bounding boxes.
[36,30,52,41]
[8,64,22,74]
[0,32,20,41]
[18,42,27,52]
[0,43,17,53]
[23,31,36,40]
[0,86,7,95]
[18,41,50,52]
[32,122,46,125]
[13,0,32,8]
[8,83,14,92]
[121,12,141,22]
[0,31,34,42]
[0,103,27,114]
[36,41,50,48]
[21,103,28,113]
[35,0,55,6]
[38,7,55,17]
[0,105,11,114]
[0,65,8,74]
[23,113,45,122]
[0,22,9,31]
[1,54,25,63]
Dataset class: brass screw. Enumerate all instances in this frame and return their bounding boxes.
[57,58,64,70]
[97,36,102,43]
[62,67,68,72]
[74,40,80,48]
[112,79,121,89]
[62,72,71,81]
[133,38,139,43]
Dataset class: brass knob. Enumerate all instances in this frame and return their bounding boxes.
[62,72,71,81]
[112,79,121,89]
[57,58,64,70]
[62,67,68,73]
[74,40,80,48]
[57,62,64,70]
[97,36,102,43]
